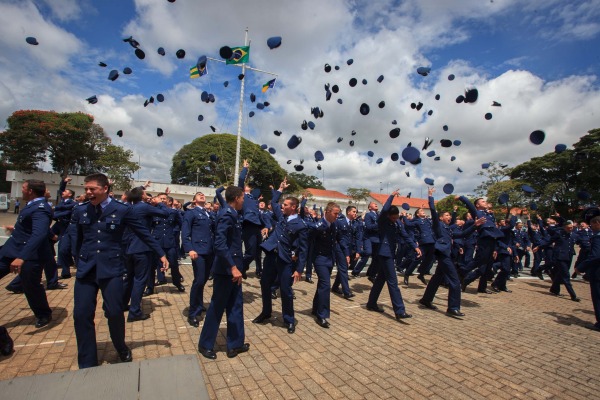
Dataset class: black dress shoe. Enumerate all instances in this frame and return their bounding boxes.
[0,326,14,356]
[271,291,277,299]
[5,285,23,294]
[198,346,217,360]
[47,282,68,290]
[142,288,153,297]
[418,299,437,310]
[571,272,578,279]
[305,277,314,283]
[366,304,384,313]
[417,274,427,285]
[403,275,409,286]
[351,272,359,278]
[118,347,133,362]
[491,286,500,293]
[252,313,271,324]
[461,282,468,292]
[127,314,151,322]
[331,287,343,295]
[316,318,330,328]
[395,312,412,320]
[60,274,72,279]
[500,288,512,293]
[35,315,52,328]
[155,280,167,286]
[227,343,250,358]
[367,276,376,283]
[571,296,581,302]
[477,289,494,294]
[537,271,545,281]
[446,309,465,318]
[175,285,186,292]
[549,290,560,296]
[343,293,355,300]
[586,324,600,332]
[180,276,185,282]
[188,316,200,327]
[287,322,296,334]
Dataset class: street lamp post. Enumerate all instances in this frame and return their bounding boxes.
[196,167,200,187]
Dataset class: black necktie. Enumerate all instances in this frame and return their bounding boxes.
[95,204,102,220]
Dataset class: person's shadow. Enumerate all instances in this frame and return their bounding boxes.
[3,306,68,334]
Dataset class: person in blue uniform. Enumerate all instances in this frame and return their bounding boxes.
[402,207,436,286]
[575,215,600,331]
[513,220,531,275]
[198,186,249,360]
[0,180,53,328]
[366,190,420,320]
[573,221,592,279]
[152,193,184,292]
[419,187,484,317]
[331,207,355,299]
[123,188,169,321]
[238,160,268,279]
[71,173,168,368]
[182,191,216,327]
[491,214,518,293]
[457,196,505,294]
[53,176,76,279]
[253,178,309,333]
[527,219,545,280]
[352,202,379,280]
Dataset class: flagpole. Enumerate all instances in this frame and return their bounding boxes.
[233,28,249,186]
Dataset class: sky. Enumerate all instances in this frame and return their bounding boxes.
[1,0,599,198]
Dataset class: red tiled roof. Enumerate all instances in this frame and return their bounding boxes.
[306,188,351,199]
[368,193,432,209]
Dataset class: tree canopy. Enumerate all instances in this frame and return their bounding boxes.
[289,172,324,190]
[473,161,512,197]
[347,187,371,207]
[170,133,301,199]
[0,110,139,188]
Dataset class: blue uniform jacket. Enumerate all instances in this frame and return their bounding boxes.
[363,211,380,244]
[378,195,416,258]
[238,167,264,226]
[181,206,215,255]
[0,198,52,261]
[577,231,600,281]
[260,190,309,273]
[334,215,352,257]
[152,206,182,249]
[429,196,476,257]
[402,215,435,245]
[126,202,169,254]
[71,199,165,279]
[213,205,243,275]
[459,196,503,239]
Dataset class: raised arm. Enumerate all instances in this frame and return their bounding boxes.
[238,159,249,188]
[457,195,478,221]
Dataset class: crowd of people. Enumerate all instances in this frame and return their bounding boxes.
[0,161,598,364]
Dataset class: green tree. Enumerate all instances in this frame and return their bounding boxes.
[485,179,533,214]
[171,134,299,199]
[289,172,324,190]
[433,195,470,218]
[347,188,371,208]
[473,161,511,197]
[96,144,140,191]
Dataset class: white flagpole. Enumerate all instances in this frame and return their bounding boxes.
[233,28,249,186]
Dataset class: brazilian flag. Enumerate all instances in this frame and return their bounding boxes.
[226,46,250,65]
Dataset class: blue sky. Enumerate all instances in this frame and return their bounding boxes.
[1,0,599,196]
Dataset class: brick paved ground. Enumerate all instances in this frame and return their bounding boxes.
[1,256,599,399]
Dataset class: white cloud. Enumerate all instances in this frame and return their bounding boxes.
[37,0,85,22]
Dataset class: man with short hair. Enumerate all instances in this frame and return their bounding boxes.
[71,173,168,368]
[352,202,379,279]
[0,180,53,328]
[152,193,184,292]
[53,177,76,279]
[198,186,249,360]
[576,215,600,331]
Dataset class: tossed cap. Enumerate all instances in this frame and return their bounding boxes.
[267,36,282,49]
[555,144,567,153]
[157,93,165,102]
[123,67,132,74]
[484,113,493,120]
[26,36,39,45]
[294,164,304,171]
[157,128,164,137]
[197,114,204,121]
[391,153,399,161]
[424,178,434,186]
[521,184,536,193]
[108,70,119,81]
[117,130,123,137]
[377,75,384,83]
[210,154,218,162]
[135,48,145,59]
[529,130,545,145]
[417,67,431,76]
[274,130,282,136]
[324,64,331,73]
[498,192,509,205]
[287,135,302,149]
[389,128,401,138]
[347,58,354,65]
[448,74,455,81]
[349,78,357,87]
[440,139,452,147]
[99,62,107,67]
[402,146,420,163]
[376,158,383,164]
[482,163,490,169]
[379,101,385,108]
[443,183,454,194]
[360,103,370,115]
[464,88,478,103]
[315,150,324,161]
[268,147,276,154]
[157,47,165,56]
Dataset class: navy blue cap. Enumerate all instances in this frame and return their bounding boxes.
[223,81,229,87]
[529,130,545,145]
[453,140,461,146]
[410,103,416,109]
[267,36,282,49]
[376,158,383,164]
[391,120,397,125]
[555,144,567,153]
[26,37,38,45]
[492,101,502,106]
[274,130,282,136]
[456,95,464,104]
[416,102,423,111]
[210,154,218,162]
[99,62,107,67]
[287,160,292,164]
[391,153,399,161]
[268,147,276,154]
[349,140,354,146]
[424,178,434,186]
[405,171,410,176]
[360,103,370,115]
[379,101,385,108]
[260,144,268,150]
[402,203,410,211]
[257,103,265,110]
[374,140,379,144]
[148,96,154,104]
[336,137,343,143]
[123,67,132,74]
[337,99,343,104]
[117,130,123,137]
[367,151,374,157]
[347,58,353,65]
[238,73,244,80]
[249,111,255,117]
[294,164,304,171]
[400,161,405,165]
[157,47,165,56]
[434,156,441,161]
[108,70,119,81]
[332,85,339,93]
[426,150,435,157]
[220,46,233,59]
[208,93,215,103]
[389,128,400,138]
[362,79,367,85]
[498,193,509,205]
[351,130,356,136]
[402,146,420,163]
[443,125,449,131]
[422,138,433,150]
[443,183,454,194]
[325,90,332,101]
[123,36,140,48]
[417,67,431,76]
[451,156,456,161]
[157,128,164,137]
[484,113,493,120]
[144,99,149,107]
[317,164,322,170]
[250,93,256,103]
[315,151,324,161]
[135,49,145,59]
[521,184,536,193]
[482,163,490,169]
[435,94,440,100]
[324,64,331,73]
[198,115,204,121]
[530,202,538,211]
[335,65,340,70]
[264,101,271,107]
[201,91,208,102]
[210,126,216,132]
[440,139,452,147]
[287,135,302,149]
[157,94,164,102]
[308,121,315,130]
[427,110,433,116]
[349,78,357,87]
[464,88,478,103]
[448,74,455,81]
[377,75,384,83]
[301,120,308,130]
[87,95,99,104]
